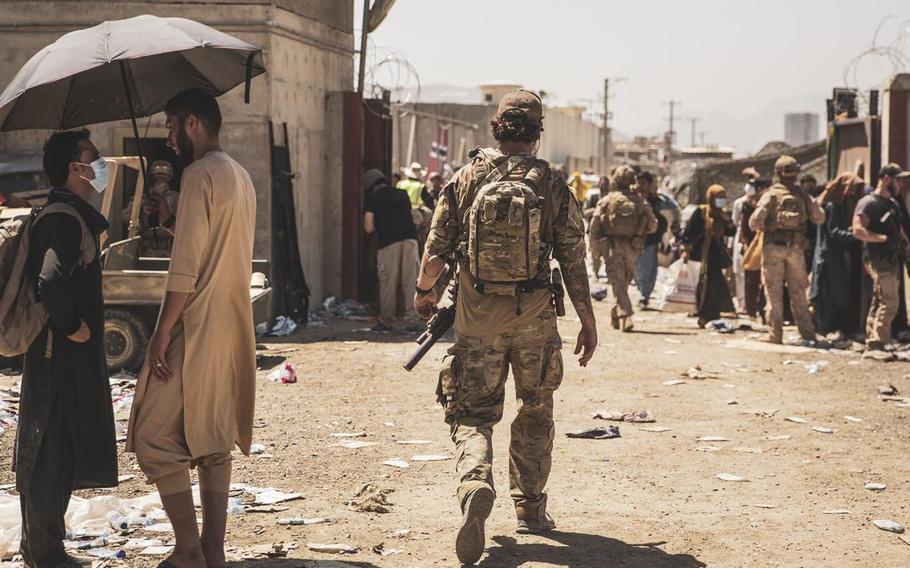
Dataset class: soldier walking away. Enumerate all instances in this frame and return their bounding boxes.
[412,89,598,565]
[749,155,825,344]
[852,163,910,359]
[590,165,657,331]
[17,130,118,567]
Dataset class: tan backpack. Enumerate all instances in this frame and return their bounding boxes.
[0,203,95,356]
[466,155,545,294]
[602,190,643,237]
[769,186,807,232]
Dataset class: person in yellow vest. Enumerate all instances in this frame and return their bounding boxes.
[568,171,590,204]
[398,162,431,208]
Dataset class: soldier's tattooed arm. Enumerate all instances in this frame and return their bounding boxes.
[562,260,596,327]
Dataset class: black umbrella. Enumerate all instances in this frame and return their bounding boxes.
[0,14,267,187]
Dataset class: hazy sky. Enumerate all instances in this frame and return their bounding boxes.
[356,0,910,154]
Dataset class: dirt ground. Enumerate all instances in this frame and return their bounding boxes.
[2,293,910,568]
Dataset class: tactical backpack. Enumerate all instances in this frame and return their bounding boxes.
[0,203,94,356]
[602,190,643,237]
[771,187,807,232]
[466,155,545,294]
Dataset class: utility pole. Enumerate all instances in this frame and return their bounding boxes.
[603,78,609,174]
[699,131,707,147]
[663,100,681,155]
[356,0,371,94]
[601,76,628,173]
[688,116,700,147]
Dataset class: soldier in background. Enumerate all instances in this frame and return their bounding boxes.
[749,155,825,344]
[590,165,657,331]
[413,89,597,565]
[852,163,910,358]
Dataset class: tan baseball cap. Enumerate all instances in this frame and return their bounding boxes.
[497,89,543,125]
[880,162,910,178]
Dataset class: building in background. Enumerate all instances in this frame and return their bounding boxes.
[0,0,354,304]
[393,83,605,175]
[784,112,821,147]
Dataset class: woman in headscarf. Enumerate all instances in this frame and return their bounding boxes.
[810,173,863,340]
[683,184,736,327]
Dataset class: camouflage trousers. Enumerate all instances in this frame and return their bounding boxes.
[866,257,900,346]
[600,238,640,318]
[761,244,815,341]
[438,316,562,520]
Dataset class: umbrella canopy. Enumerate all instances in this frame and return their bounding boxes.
[0,14,266,131]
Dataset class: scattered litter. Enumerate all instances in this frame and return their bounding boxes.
[879,384,900,396]
[865,482,886,491]
[812,426,834,434]
[784,416,808,424]
[726,400,738,405]
[390,529,412,539]
[249,488,303,505]
[395,440,432,445]
[717,473,748,482]
[733,447,764,454]
[233,542,298,560]
[249,443,267,455]
[259,315,298,338]
[117,475,135,483]
[372,542,403,556]
[695,445,722,452]
[707,319,735,333]
[410,454,452,461]
[741,409,778,418]
[246,505,289,513]
[872,520,905,534]
[308,543,358,554]
[590,286,608,301]
[639,426,672,433]
[662,379,687,386]
[844,416,863,423]
[697,436,729,442]
[823,509,851,515]
[277,517,329,526]
[565,426,620,439]
[332,440,377,449]
[266,362,297,384]
[331,432,367,438]
[347,483,394,514]
[804,360,830,374]
[86,547,126,559]
[591,409,655,423]
[382,459,410,469]
[683,366,721,380]
[765,435,791,441]
[752,503,777,509]
[140,546,174,556]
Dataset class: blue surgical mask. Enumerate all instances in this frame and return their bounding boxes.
[714,197,728,208]
[77,158,109,193]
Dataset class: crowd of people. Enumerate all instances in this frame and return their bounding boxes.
[582,154,910,359]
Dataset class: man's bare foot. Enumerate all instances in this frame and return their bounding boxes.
[161,546,205,568]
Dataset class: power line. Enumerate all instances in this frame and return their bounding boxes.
[663,100,681,153]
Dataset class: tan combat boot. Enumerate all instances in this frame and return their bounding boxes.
[515,494,557,534]
[456,482,495,565]
[610,306,620,330]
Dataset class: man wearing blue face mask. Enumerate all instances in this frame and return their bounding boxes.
[16,129,117,567]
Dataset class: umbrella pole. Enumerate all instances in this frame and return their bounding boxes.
[118,61,150,194]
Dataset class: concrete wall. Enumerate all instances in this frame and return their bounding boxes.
[0,0,354,304]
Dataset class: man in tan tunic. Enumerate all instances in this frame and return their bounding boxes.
[126,89,256,568]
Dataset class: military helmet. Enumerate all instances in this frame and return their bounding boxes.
[612,165,636,189]
[774,155,800,177]
[149,160,174,179]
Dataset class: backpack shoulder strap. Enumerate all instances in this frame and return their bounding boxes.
[36,203,96,267]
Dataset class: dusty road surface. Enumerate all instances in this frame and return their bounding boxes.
[2,296,910,568]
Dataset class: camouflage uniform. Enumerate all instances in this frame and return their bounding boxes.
[589,166,657,328]
[749,156,825,343]
[424,147,586,525]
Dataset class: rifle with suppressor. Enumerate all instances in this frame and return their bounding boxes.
[403,263,457,371]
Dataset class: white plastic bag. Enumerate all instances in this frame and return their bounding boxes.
[656,259,700,313]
